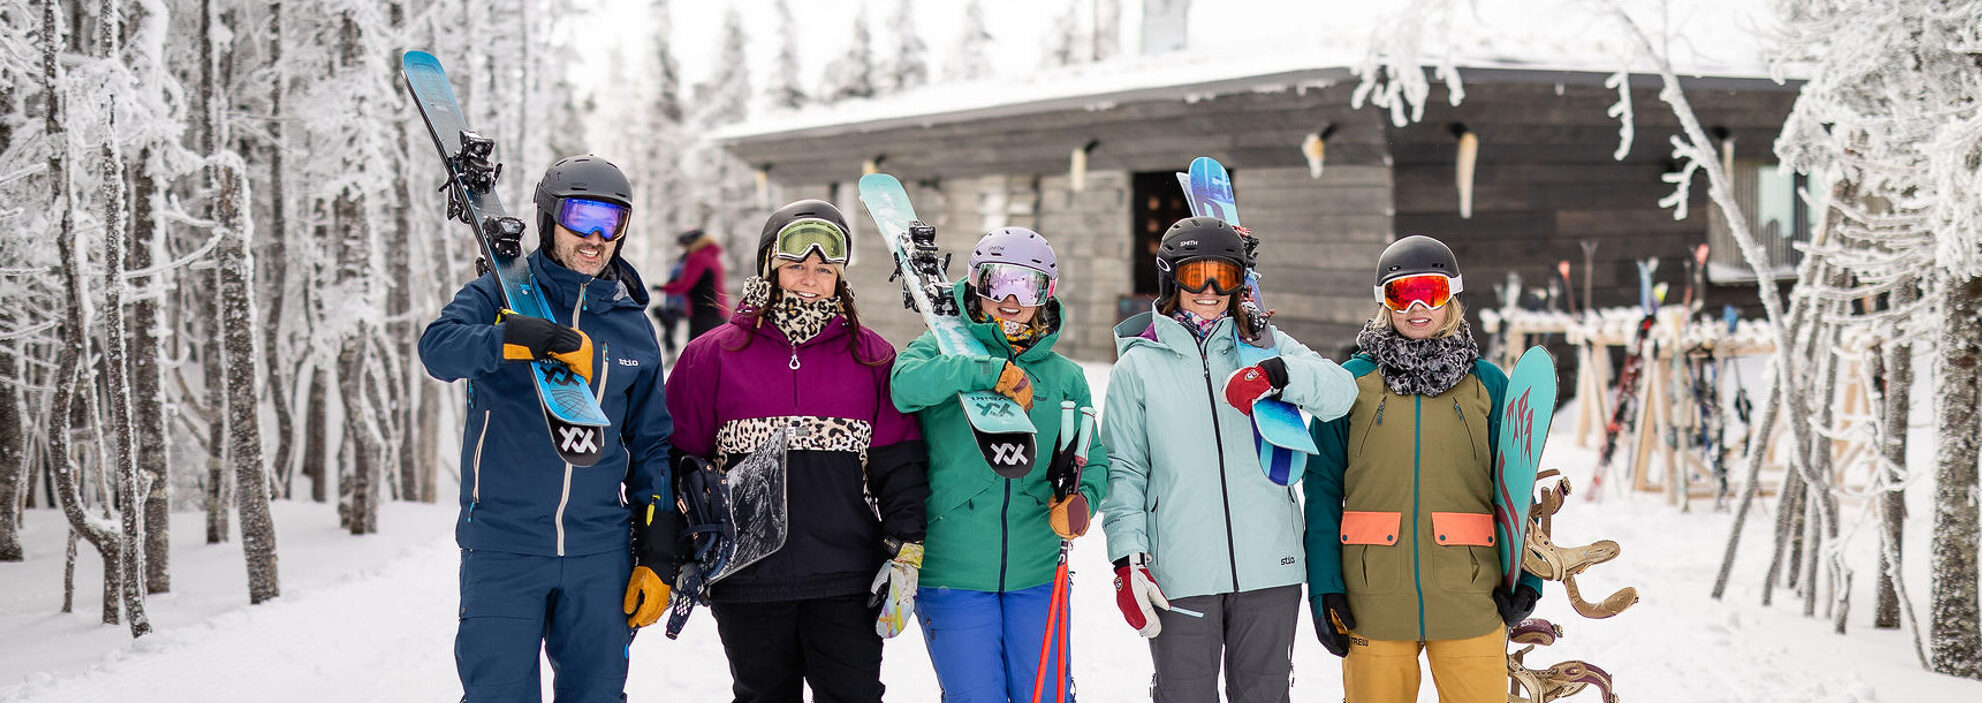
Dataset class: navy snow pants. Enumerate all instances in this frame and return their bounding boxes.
[456,549,633,703]
[918,583,1072,703]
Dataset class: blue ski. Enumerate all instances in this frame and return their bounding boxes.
[1182,157,1317,484]
[401,51,608,466]
[858,174,1038,478]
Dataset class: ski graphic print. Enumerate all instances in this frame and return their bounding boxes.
[1495,346,1556,590]
[1181,157,1316,485]
[401,50,608,466]
[858,173,1038,478]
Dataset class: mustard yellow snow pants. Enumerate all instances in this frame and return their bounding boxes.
[1341,626,1506,703]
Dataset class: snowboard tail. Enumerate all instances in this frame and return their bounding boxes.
[401,50,607,467]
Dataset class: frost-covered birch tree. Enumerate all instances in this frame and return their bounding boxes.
[946,0,993,82]
[819,3,875,103]
[882,0,927,94]
[1771,0,1982,678]
[762,0,807,111]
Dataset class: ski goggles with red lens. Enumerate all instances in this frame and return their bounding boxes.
[1173,258,1246,296]
[1376,273,1464,311]
[773,218,851,264]
[972,262,1057,307]
[555,198,631,240]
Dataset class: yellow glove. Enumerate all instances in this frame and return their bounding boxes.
[993,361,1034,410]
[623,565,671,628]
[1049,493,1090,540]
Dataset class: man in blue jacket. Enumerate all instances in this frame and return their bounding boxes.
[419,155,677,702]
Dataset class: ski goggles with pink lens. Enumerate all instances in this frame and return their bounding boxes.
[972,262,1057,307]
[555,198,631,240]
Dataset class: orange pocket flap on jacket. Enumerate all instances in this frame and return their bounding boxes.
[1340,511,1400,546]
[1431,512,1496,547]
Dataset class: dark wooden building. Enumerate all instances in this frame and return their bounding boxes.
[718,65,1805,363]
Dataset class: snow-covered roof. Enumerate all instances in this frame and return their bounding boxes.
[718,0,1798,143]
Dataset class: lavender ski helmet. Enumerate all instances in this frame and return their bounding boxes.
[969,227,1058,278]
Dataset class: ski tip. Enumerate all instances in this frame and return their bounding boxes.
[401,50,441,71]
[858,172,900,189]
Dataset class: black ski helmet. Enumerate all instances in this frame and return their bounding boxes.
[534,155,634,240]
[1156,216,1249,298]
[1374,235,1462,285]
[757,199,852,276]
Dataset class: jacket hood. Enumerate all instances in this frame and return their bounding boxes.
[950,281,1065,362]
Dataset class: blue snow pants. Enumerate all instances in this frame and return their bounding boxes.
[456,549,633,703]
[917,584,1073,703]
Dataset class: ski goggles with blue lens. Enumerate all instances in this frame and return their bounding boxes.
[555,198,631,240]
[773,218,851,264]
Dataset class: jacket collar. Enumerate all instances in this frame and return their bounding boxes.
[1113,305,1235,358]
[528,248,651,314]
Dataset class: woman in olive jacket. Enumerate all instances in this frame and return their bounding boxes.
[1303,235,1545,703]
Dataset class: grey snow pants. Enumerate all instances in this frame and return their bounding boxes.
[1146,584,1302,703]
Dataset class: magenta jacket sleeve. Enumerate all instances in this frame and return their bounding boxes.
[663,333,719,459]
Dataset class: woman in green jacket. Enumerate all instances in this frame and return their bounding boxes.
[890,227,1108,703]
[1099,216,1357,703]
[1303,235,1545,703]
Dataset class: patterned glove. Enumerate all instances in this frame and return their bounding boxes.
[1113,553,1169,638]
[1222,357,1289,415]
[870,539,923,638]
[1049,493,1090,540]
[993,360,1035,410]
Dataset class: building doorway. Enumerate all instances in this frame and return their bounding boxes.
[1130,170,1195,297]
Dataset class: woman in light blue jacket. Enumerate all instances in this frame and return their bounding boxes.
[1099,216,1357,703]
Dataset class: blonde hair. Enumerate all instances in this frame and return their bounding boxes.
[1370,297,1467,338]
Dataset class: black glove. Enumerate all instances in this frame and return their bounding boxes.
[1313,592,1356,657]
[1493,584,1541,626]
[632,500,685,574]
[1258,357,1290,392]
[503,314,584,360]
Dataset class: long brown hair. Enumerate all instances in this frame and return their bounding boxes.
[725,271,889,366]
[1158,290,1263,343]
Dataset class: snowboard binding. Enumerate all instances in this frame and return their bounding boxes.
[1507,623,1619,703]
[1524,471,1639,619]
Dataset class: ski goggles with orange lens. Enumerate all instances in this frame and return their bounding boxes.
[555,198,631,240]
[773,218,851,264]
[1173,258,1246,296]
[973,263,1057,307]
[1376,273,1464,311]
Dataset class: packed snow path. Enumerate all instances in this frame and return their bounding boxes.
[5,366,1980,701]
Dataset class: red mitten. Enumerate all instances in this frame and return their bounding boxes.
[1113,553,1169,638]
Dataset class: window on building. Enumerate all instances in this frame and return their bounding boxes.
[1130,171,1195,296]
[1706,160,1828,283]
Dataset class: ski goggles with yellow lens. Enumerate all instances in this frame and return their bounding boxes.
[555,198,631,240]
[972,263,1057,307]
[1376,273,1464,311]
[1173,257,1246,296]
[773,218,851,264]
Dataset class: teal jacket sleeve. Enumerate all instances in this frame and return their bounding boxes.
[1098,356,1151,562]
[1266,329,1357,423]
[1302,358,1369,602]
[889,330,1007,413]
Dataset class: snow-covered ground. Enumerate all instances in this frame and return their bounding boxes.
[4,362,1980,702]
